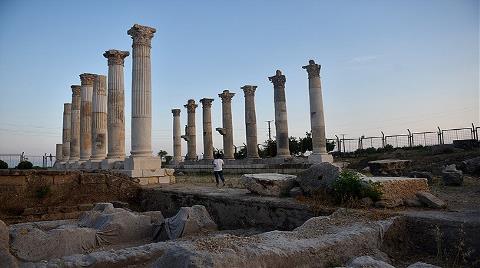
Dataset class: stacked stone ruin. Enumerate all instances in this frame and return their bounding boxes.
[54,23,333,183]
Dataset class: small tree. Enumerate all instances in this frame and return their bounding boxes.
[0,160,8,169]
[16,161,33,170]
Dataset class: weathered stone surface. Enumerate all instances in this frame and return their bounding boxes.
[459,156,480,175]
[0,220,17,268]
[368,159,411,176]
[359,197,374,207]
[0,219,8,248]
[241,173,297,197]
[441,165,463,186]
[375,199,403,208]
[416,191,446,208]
[347,256,395,268]
[289,186,303,198]
[156,205,217,241]
[296,162,341,194]
[364,177,429,203]
[404,197,422,207]
[407,262,441,268]
[409,171,434,183]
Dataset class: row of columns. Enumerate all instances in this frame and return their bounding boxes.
[57,24,161,170]
[170,60,331,163]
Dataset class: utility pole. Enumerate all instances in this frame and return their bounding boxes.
[266,120,273,141]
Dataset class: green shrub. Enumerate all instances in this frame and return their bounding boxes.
[332,170,382,203]
[0,160,8,169]
[16,161,33,169]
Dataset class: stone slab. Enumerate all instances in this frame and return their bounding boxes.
[124,156,161,170]
[241,173,297,197]
[100,159,124,170]
[308,153,333,164]
[363,177,429,202]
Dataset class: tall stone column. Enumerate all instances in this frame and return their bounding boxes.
[62,103,71,162]
[184,99,198,161]
[103,49,129,161]
[128,24,156,157]
[242,85,260,159]
[218,90,235,160]
[303,60,333,163]
[200,98,214,160]
[124,24,163,182]
[91,75,107,161]
[268,70,290,158]
[79,73,96,162]
[70,85,81,162]
[171,109,182,164]
[54,144,63,167]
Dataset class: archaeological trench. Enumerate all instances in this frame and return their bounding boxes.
[1,23,479,268]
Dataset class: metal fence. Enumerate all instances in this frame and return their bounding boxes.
[331,123,480,153]
[0,153,56,168]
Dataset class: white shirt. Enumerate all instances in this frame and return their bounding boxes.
[213,159,224,171]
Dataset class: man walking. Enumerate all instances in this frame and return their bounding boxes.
[213,153,225,187]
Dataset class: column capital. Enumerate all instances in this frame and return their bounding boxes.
[184,99,198,113]
[171,108,181,116]
[71,85,81,96]
[64,103,71,112]
[268,70,286,88]
[241,85,257,97]
[127,24,156,47]
[79,73,96,86]
[302,59,321,79]
[103,49,130,66]
[218,90,235,103]
[200,98,214,108]
[94,75,107,95]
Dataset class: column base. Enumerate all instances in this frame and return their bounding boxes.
[85,159,104,170]
[101,158,125,170]
[67,161,81,170]
[308,153,333,164]
[118,156,174,185]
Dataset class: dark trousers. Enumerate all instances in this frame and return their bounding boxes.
[214,171,225,184]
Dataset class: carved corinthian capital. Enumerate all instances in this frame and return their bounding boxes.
[302,59,321,79]
[79,73,96,86]
[241,85,257,97]
[127,24,156,47]
[171,109,181,116]
[71,85,81,96]
[103,49,130,66]
[218,90,235,103]
[200,98,214,108]
[268,70,286,88]
[184,99,198,113]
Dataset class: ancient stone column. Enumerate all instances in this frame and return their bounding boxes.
[127,24,156,157]
[55,144,63,163]
[184,99,198,161]
[103,49,129,160]
[62,103,71,162]
[200,98,214,160]
[69,85,81,162]
[171,109,182,164]
[91,75,107,160]
[218,90,235,160]
[79,73,96,161]
[268,70,290,158]
[242,85,260,159]
[303,60,333,163]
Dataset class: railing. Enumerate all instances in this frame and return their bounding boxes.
[332,123,479,153]
[0,153,56,168]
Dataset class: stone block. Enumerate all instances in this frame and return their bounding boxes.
[165,168,175,176]
[364,177,429,202]
[0,176,26,186]
[308,153,333,164]
[368,159,411,176]
[416,191,446,209]
[124,156,161,170]
[241,173,297,197]
[100,158,124,170]
[148,177,159,184]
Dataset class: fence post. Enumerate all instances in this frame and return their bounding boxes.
[471,123,476,140]
[437,126,443,145]
[358,138,363,150]
[335,135,341,152]
[381,131,385,148]
[407,129,412,147]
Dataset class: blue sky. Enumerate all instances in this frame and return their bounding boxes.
[0,0,478,156]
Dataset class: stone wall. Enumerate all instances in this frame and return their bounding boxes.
[0,170,141,223]
[172,162,311,175]
[140,187,333,231]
